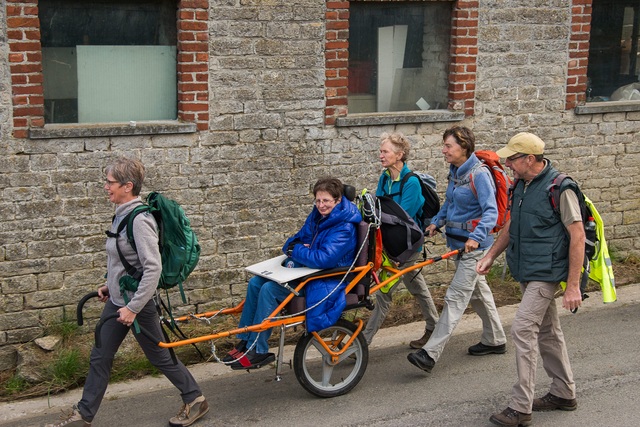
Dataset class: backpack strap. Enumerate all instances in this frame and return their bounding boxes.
[444,162,489,232]
[105,206,150,282]
[397,172,421,196]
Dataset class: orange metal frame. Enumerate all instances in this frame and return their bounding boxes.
[155,248,463,351]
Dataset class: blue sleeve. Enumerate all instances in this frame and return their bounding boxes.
[468,169,498,243]
[291,223,356,269]
[282,211,315,253]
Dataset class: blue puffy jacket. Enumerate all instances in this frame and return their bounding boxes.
[282,197,362,332]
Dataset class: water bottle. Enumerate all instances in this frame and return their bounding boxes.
[584,216,597,260]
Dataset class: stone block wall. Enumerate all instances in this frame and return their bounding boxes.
[0,0,639,370]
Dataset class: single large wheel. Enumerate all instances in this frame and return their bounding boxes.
[293,318,369,398]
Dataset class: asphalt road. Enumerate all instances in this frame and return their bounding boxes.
[3,284,639,427]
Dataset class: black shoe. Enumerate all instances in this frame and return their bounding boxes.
[532,392,577,411]
[230,349,275,370]
[222,340,247,363]
[407,349,435,372]
[489,407,532,426]
[468,342,507,356]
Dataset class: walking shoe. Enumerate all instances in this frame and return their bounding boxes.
[169,395,209,427]
[468,342,507,356]
[45,405,91,427]
[229,349,275,370]
[409,329,433,349]
[489,407,532,426]
[222,340,247,362]
[532,392,578,411]
[407,349,435,373]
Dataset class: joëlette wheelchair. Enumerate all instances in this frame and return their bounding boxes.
[77,186,461,398]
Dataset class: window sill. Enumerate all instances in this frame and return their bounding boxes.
[28,121,197,139]
[335,110,465,127]
[574,100,640,115]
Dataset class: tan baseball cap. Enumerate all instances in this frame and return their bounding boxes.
[496,132,545,158]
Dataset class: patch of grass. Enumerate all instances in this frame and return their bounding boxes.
[48,349,87,386]
[3,372,30,396]
[44,319,80,342]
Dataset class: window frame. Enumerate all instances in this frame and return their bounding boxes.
[325,0,477,126]
[6,0,210,139]
[568,0,640,113]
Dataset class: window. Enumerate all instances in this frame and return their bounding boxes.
[587,0,640,102]
[39,0,177,124]
[7,0,208,138]
[348,2,451,113]
[324,0,476,126]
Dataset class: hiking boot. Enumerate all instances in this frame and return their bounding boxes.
[407,349,435,373]
[532,392,578,411]
[45,405,91,427]
[169,395,209,427]
[468,342,507,356]
[409,329,432,349]
[489,407,532,426]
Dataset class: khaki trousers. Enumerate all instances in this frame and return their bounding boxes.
[510,280,576,413]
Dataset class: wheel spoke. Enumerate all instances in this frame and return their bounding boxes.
[321,361,335,386]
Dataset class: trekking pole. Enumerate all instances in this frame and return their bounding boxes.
[77,291,99,326]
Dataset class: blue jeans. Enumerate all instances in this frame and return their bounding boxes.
[237,276,294,354]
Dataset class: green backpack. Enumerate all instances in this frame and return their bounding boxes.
[111,191,201,304]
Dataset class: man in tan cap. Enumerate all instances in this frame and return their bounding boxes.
[476,132,584,426]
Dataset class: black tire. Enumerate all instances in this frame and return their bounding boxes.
[293,318,369,398]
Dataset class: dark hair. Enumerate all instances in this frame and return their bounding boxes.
[313,177,344,200]
[442,126,475,158]
[380,132,411,162]
[104,157,145,196]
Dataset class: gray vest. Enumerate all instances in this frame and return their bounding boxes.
[507,161,575,283]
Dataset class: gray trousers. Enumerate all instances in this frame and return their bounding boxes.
[363,252,439,345]
[424,250,506,361]
[510,281,575,413]
[78,299,202,422]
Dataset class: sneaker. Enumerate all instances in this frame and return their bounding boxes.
[407,349,436,373]
[468,342,507,356]
[229,349,275,370]
[45,405,91,427]
[409,330,432,349]
[532,392,577,411]
[489,407,532,426]
[169,395,209,427]
[222,340,247,363]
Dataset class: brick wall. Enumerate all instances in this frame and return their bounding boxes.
[1,0,639,370]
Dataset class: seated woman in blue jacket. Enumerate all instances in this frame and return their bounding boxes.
[225,177,363,370]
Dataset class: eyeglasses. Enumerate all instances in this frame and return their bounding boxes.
[315,198,337,206]
[506,153,528,162]
[104,179,121,187]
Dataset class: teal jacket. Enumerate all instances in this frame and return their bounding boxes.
[507,160,575,282]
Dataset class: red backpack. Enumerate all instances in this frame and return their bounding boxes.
[452,150,512,233]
